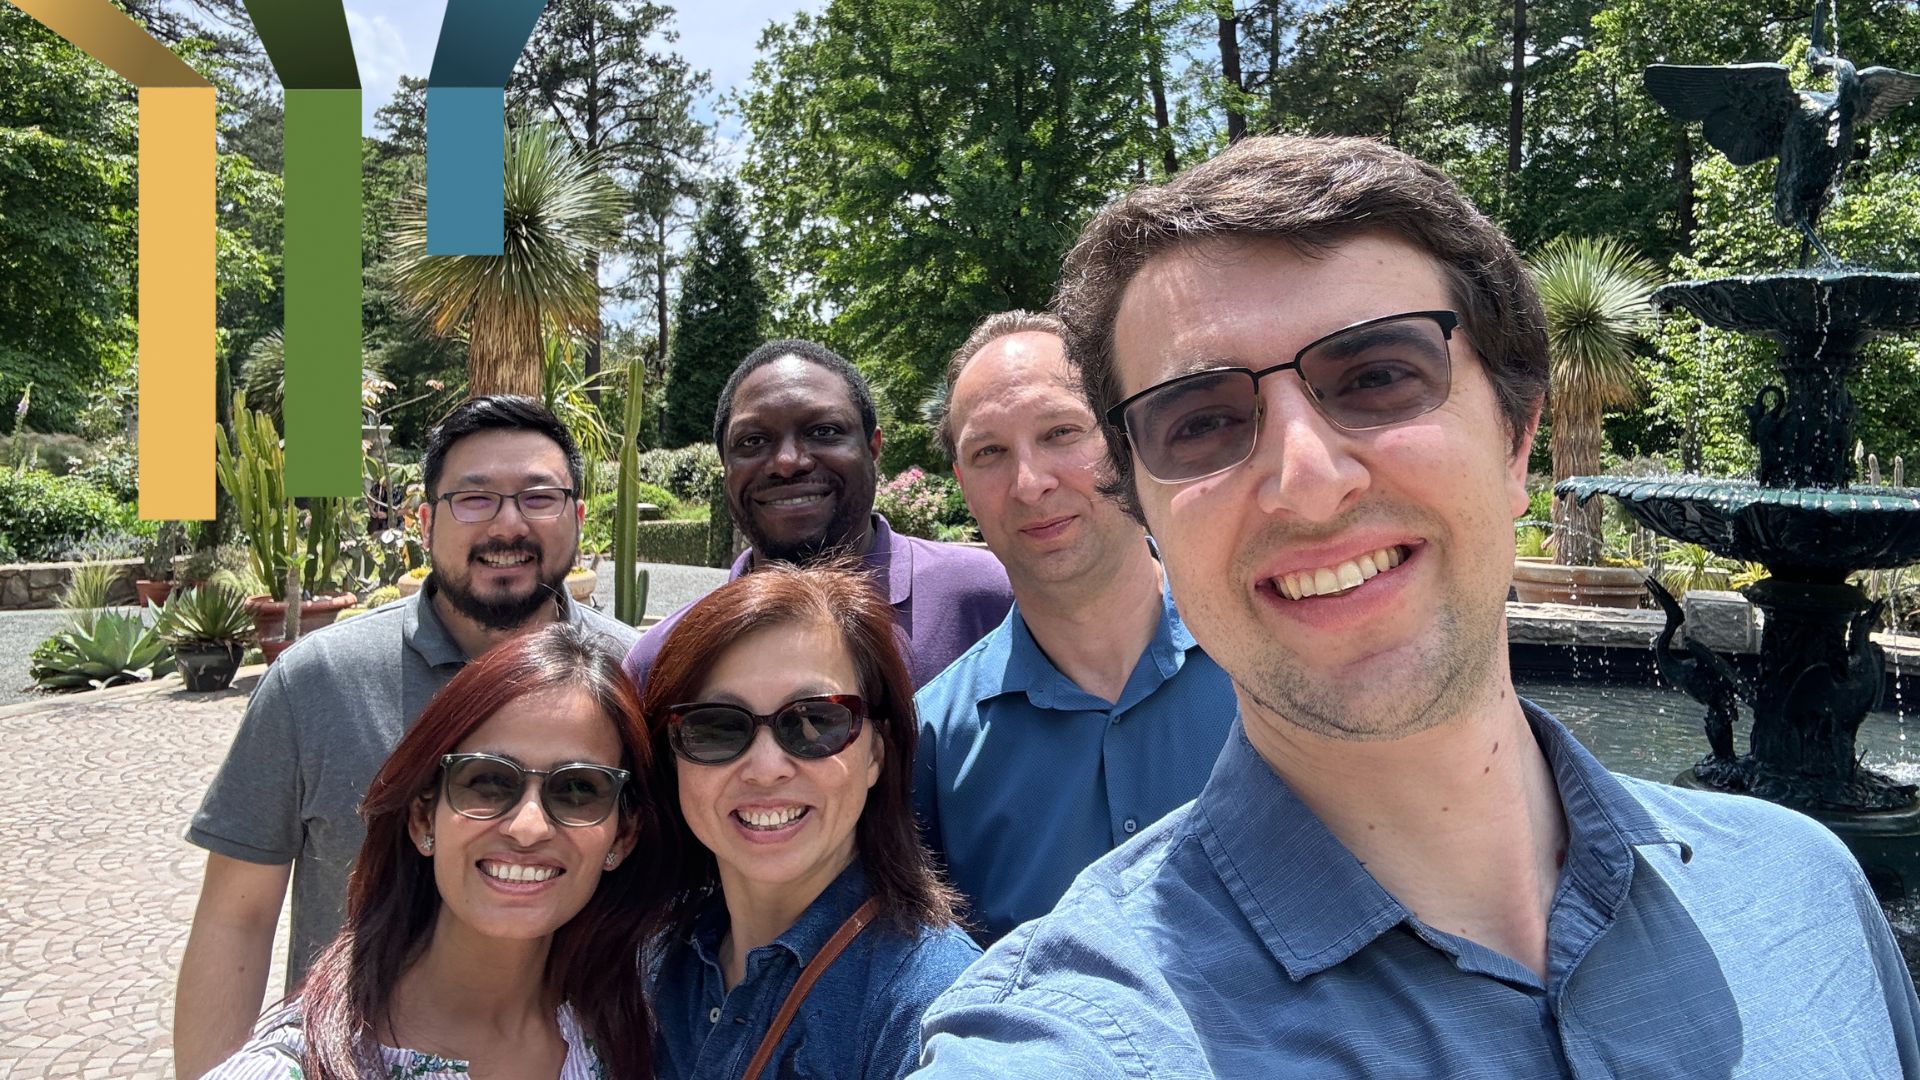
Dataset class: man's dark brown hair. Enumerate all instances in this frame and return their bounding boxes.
[1053,135,1549,520]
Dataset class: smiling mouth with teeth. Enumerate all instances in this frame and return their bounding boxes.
[479,860,561,883]
[475,551,535,568]
[734,806,809,830]
[760,492,829,508]
[1270,545,1409,600]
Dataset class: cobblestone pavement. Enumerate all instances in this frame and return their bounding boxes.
[0,671,288,1079]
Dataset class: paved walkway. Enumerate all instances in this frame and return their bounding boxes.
[0,671,285,1079]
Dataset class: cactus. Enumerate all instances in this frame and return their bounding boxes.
[214,393,300,601]
[612,359,650,626]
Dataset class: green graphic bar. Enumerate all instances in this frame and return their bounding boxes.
[240,0,361,494]
[281,89,362,496]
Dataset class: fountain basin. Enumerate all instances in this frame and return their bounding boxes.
[1656,271,1920,354]
[1559,476,1920,570]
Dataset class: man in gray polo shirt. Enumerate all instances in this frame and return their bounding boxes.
[173,396,638,1079]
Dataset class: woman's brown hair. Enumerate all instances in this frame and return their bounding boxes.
[294,623,669,1080]
[640,561,961,934]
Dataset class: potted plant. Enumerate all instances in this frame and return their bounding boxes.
[214,394,357,643]
[566,563,597,602]
[135,521,187,606]
[396,564,431,597]
[155,583,255,691]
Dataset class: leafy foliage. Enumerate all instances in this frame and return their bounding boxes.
[154,582,255,646]
[664,181,767,447]
[31,610,171,692]
[0,468,132,561]
[633,444,722,502]
[741,0,1150,464]
[875,467,965,540]
[391,123,625,397]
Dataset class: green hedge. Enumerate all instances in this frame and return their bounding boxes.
[634,519,713,566]
[0,468,130,561]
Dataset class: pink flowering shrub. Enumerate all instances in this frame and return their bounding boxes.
[876,467,955,540]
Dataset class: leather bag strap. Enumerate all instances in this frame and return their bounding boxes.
[739,896,882,1080]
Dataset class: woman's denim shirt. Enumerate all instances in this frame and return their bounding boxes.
[652,860,982,1080]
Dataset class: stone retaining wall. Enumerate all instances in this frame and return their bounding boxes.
[0,558,141,609]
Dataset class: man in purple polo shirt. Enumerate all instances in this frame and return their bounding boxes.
[625,338,1012,689]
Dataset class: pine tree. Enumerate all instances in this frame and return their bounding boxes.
[663,182,767,447]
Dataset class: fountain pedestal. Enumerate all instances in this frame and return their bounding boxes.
[1563,271,1920,898]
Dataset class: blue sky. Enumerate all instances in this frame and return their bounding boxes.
[341,0,824,141]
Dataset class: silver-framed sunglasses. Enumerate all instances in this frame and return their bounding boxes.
[1106,310,1460,484]
[439,752,629,827]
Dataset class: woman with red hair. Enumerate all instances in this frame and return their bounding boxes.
[205,623,668,1079]
[642,562,981,1080]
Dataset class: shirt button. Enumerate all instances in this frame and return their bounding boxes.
[1123,818,1138,834]
[708,1007,721,1024]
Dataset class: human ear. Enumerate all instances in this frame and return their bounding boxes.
[407,794,436,855]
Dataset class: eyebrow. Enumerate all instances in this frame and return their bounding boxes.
[455,469,564,488]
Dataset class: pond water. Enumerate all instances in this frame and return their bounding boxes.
[1513,674,1920,787]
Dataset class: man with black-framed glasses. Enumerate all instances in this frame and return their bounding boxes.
[175,395,638,1079]
[916,136,1919,1077]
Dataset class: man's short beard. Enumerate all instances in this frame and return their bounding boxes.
[429,538,576,631]
[740,500,869,565]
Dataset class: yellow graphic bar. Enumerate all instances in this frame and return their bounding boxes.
[9,1,209,87]
[137,88,216,519]
[9,0,216,518]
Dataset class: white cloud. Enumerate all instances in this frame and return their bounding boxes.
[344,9,413,90]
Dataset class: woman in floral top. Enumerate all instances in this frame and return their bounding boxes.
[206,625,671,1079]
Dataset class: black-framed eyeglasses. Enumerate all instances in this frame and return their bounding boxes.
[667,694,867,765]
[1105,310,1459,484]
[439,753,630,827]
[434,486,577,524]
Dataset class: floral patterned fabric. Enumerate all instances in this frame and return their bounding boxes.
[203,1002,607,1079]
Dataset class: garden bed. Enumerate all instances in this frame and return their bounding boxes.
[0,558,140,610]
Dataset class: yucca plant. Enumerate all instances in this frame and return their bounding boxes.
[31,611,171,692]
[59,560,122,613]
[155,583,255,647]
[1529,236,1663,566]
[391,123,624,397]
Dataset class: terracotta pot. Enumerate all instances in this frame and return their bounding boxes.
[1510,557,1649,608]
[175,642,244,691]
[260,638,296,665]
[134,580,174,607]
[245,591,359,642]
[566,567,597,602]
[396,574,426,597]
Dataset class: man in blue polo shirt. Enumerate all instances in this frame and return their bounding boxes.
[916,136,1920,1076]
[913,311,1235,943]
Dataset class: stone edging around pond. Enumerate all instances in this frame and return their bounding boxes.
[1506,598,1920,680]
[0,558,141,610]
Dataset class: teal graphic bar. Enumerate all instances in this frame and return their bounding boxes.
[426,0,547,255]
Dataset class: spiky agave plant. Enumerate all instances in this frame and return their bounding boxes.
[1529,236,1663,566]
[390,123,625,397]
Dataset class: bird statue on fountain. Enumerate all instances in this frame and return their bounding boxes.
[1644,2,1920,268]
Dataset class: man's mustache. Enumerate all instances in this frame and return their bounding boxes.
[468,538,543,563]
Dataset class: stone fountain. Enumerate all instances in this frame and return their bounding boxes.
[1558,7,1920,894]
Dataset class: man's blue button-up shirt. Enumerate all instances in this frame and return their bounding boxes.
[913,580,1236,941]
[917,702,1920,1078]
[653,860,980,1080]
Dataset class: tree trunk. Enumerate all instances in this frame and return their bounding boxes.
[1507,0,1525,176]
[1138,0,1177,175]
[467,301,545,397]
[1551,400,1605,566]
[1217,4,1246,142]
[1264,0,1282,124]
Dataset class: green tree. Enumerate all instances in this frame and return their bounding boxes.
[512,0,712,394]
[742,0,1150,469]
[0,8,136,433]
[663,181,767,447]
[1531,235,1662,566]
[390,123,624,397]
